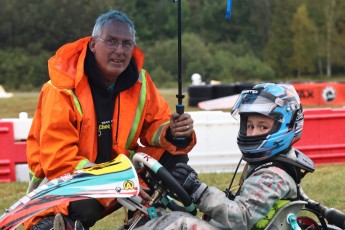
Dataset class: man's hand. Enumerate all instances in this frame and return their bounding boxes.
[172,163,207,203]
[170,113,194,138]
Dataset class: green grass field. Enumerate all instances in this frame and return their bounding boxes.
[0,89,201,118]
[1,90,345,229]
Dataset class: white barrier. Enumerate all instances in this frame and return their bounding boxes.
[188,111,245,173]
[1,112,33,141]
[1,111,244,182]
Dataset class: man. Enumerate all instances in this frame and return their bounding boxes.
[26,9,196,230]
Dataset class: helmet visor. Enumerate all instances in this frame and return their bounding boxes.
[231,89,283,120]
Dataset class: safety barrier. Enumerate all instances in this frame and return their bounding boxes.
[294,107,345,165]
[0,113,32,182]
[187,111,245,173]
[1,108,345,182]
[0,122,27,182]
[189,108,345,172]
[190,82,345,108]
[292,82,345,106]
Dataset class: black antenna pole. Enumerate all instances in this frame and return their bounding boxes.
[175,0,185,115]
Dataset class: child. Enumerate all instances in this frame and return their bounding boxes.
[136,83,314,229]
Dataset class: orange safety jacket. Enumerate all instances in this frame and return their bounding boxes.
[25,37,196,229]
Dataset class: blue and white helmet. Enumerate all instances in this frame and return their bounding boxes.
[231,83,304,163]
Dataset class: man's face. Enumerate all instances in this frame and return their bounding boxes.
[89,20,134,84]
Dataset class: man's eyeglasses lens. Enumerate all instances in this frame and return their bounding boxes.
[98,37,134,51]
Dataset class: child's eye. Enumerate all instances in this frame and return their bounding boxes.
[247,125,254,130]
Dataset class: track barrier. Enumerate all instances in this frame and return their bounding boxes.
[292,82,345,106]
[294,107,345,165]
[0,122,27,182]
[189,82,345,108]
[1,107,345,182]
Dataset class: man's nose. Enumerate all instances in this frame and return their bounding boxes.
[114,43,124,53]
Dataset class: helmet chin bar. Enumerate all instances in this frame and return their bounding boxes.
[237,133,271,162]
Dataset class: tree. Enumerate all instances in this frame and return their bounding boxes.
[264,0,300,77]
[306,0,345,76]
[143,33,212,87]
[325,0,336,77]
[289,3,316,77]
[332,1,345,74]
[240,0,275,59]
[0,0,344,90]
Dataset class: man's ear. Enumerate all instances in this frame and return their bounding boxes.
[89,37,96,52]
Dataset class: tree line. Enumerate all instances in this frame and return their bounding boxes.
[0,0,344,90]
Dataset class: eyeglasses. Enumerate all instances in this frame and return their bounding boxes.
[97,37,135,52]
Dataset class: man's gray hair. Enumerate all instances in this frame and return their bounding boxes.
[92,9,136,43]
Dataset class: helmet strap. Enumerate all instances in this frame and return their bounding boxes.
[224,157,243,199]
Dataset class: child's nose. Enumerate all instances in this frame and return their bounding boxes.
[251,128,261,136]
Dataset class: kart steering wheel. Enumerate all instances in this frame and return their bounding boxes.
[132,152,197,216]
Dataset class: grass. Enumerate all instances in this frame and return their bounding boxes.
[0,89,201,118]
[1,90,345,229]
[0,92,39,118]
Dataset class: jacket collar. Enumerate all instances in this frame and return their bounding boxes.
[48,36,145,90]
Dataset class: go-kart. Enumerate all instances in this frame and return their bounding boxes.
[0,152,344,230]
[255,185,345,230]
[0,153,195,230]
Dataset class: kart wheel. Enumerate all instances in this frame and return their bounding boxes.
[31,216,54,230]
[297,216,321,230]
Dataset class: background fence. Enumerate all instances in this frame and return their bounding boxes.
[1,108,345,182]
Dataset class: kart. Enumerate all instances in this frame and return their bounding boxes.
[0,153,195,230]
[0,152,344,230]
[265,186,345,230]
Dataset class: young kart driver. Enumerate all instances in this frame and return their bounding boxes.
[135,83,314,230]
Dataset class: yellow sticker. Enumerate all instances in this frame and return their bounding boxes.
[123,180,135,190]
[82,154,132,175]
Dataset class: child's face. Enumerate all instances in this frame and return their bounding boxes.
[246,114,274,136]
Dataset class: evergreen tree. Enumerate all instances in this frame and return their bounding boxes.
[264,0,299,77]
[289,3,316,77]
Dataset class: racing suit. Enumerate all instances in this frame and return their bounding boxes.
[136,150,299,230]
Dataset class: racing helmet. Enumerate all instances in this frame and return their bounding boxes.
[231,83,304,163]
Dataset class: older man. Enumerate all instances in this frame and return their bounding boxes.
[26,9,196,230]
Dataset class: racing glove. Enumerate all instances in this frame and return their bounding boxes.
[172,163,208,203]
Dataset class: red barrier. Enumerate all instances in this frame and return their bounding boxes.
[294,107,345,165]
[292,82,345,106]
[0,122,27,182]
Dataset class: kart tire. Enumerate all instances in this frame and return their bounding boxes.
[31,215,54,230]
[213,84,236,99]
[188,85,213,98]
[188,97,212,107]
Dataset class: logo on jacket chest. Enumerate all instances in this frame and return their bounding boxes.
[98,120,112,137]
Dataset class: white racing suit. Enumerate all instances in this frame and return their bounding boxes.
[135,160,297,230]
